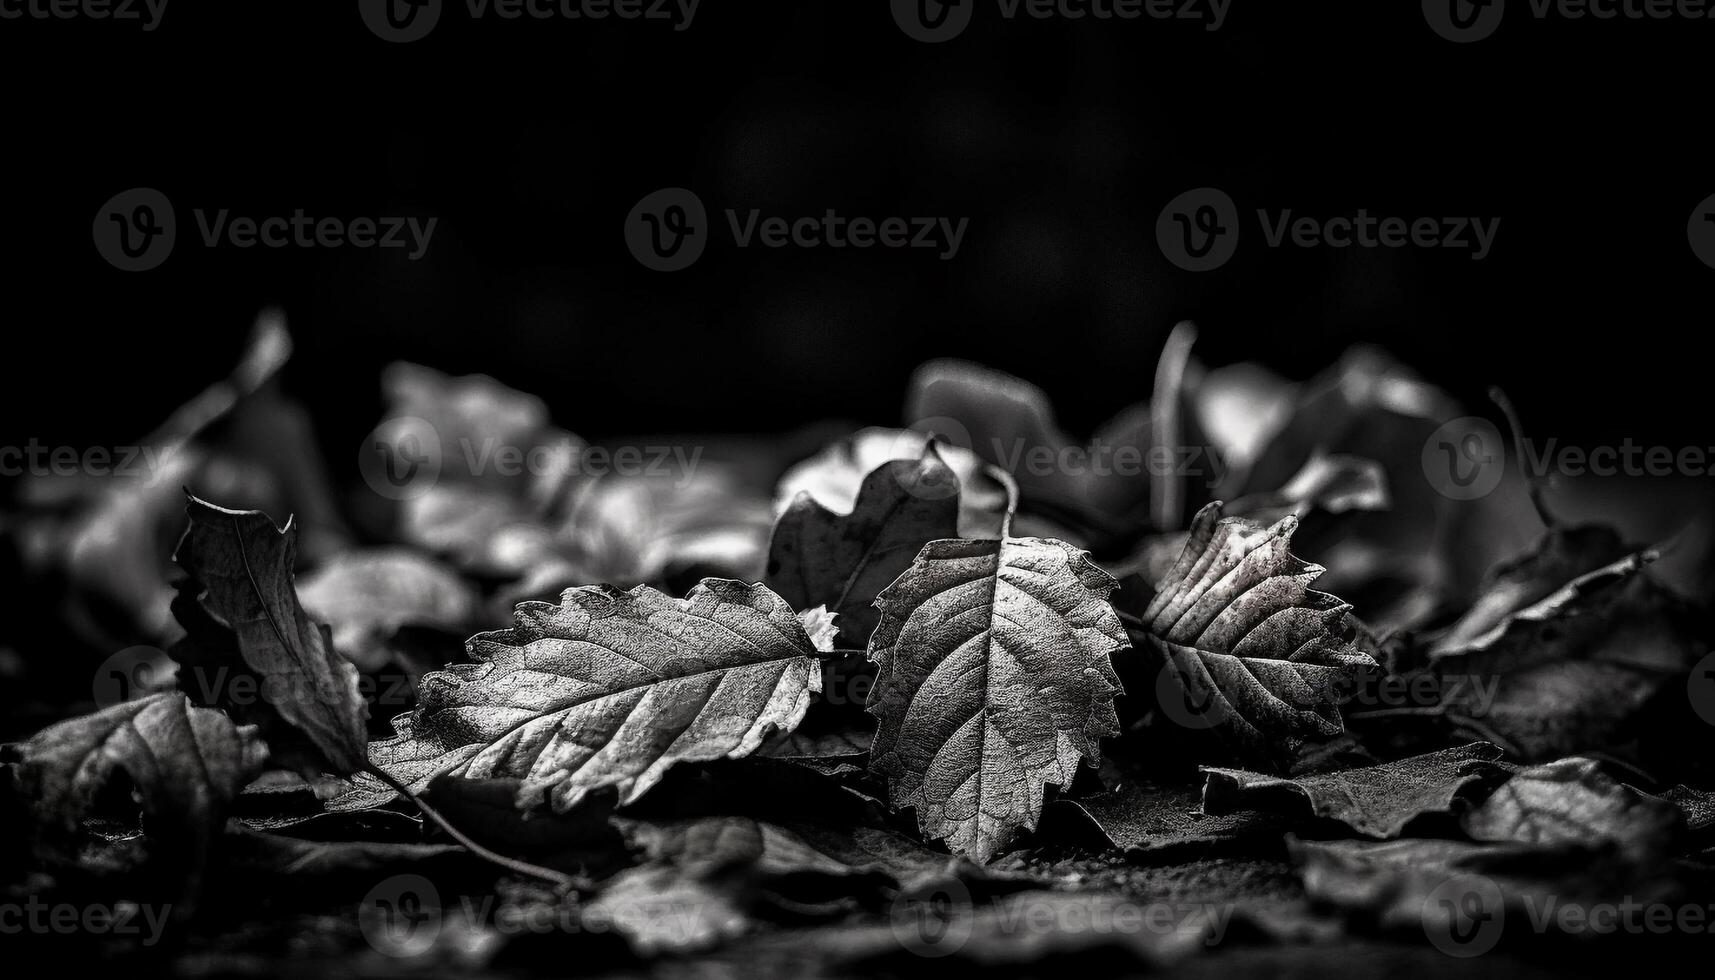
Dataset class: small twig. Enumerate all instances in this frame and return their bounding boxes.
[1151,321,1198,532]
[364,765,579,893]
[991,464,1021,540]
[1488,386,1556,529]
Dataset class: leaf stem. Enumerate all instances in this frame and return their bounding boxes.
[363,765,579,894]
[1488,386,1557,529]
[1151,321,1198,532]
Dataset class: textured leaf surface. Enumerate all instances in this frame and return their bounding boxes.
[340,580,823,813]
[1202,743,1509,838]
[1461,756,1683,861]
[1417,539,1702,760]
[766,445,960,647]
[173,495,369,774]
[295,547,482,672]
[1068,780,1287,855]
[1140,502,1378,769]
[12,692,267,845]
[758,727,869,776]
[867,536,1128,862]
[775,427,1013,540]
[1662,785,1715,836]
[587,813,1006,955]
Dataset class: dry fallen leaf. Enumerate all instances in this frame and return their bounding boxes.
[336,580,825,814]
[774,426,1013,540]
[1139,502,1379,770]
[1201,742,1510,838]
[1462,756,1684,862]
[294,546,483,672]
[172,495,370,774]
[11,691,268,844]
[767,444,961,647]
[866,535,1129,862]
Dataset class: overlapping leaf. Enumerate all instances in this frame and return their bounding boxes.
[295,547,482,672]
[1409,535,1703,760]
[866,536,1129,862]
[1139,502,1378,769]
[336,580,824,814]
[903,352,1220,543]
[1202,743,1510,838]
[767,444,960,647]
[9,692,268,889]
[774,426,1012,540]
[172,495,370,774]
[1462,756,1684,862]
[1067,778,1288,855]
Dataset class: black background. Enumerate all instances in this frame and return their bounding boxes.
[1,1,1706,461]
